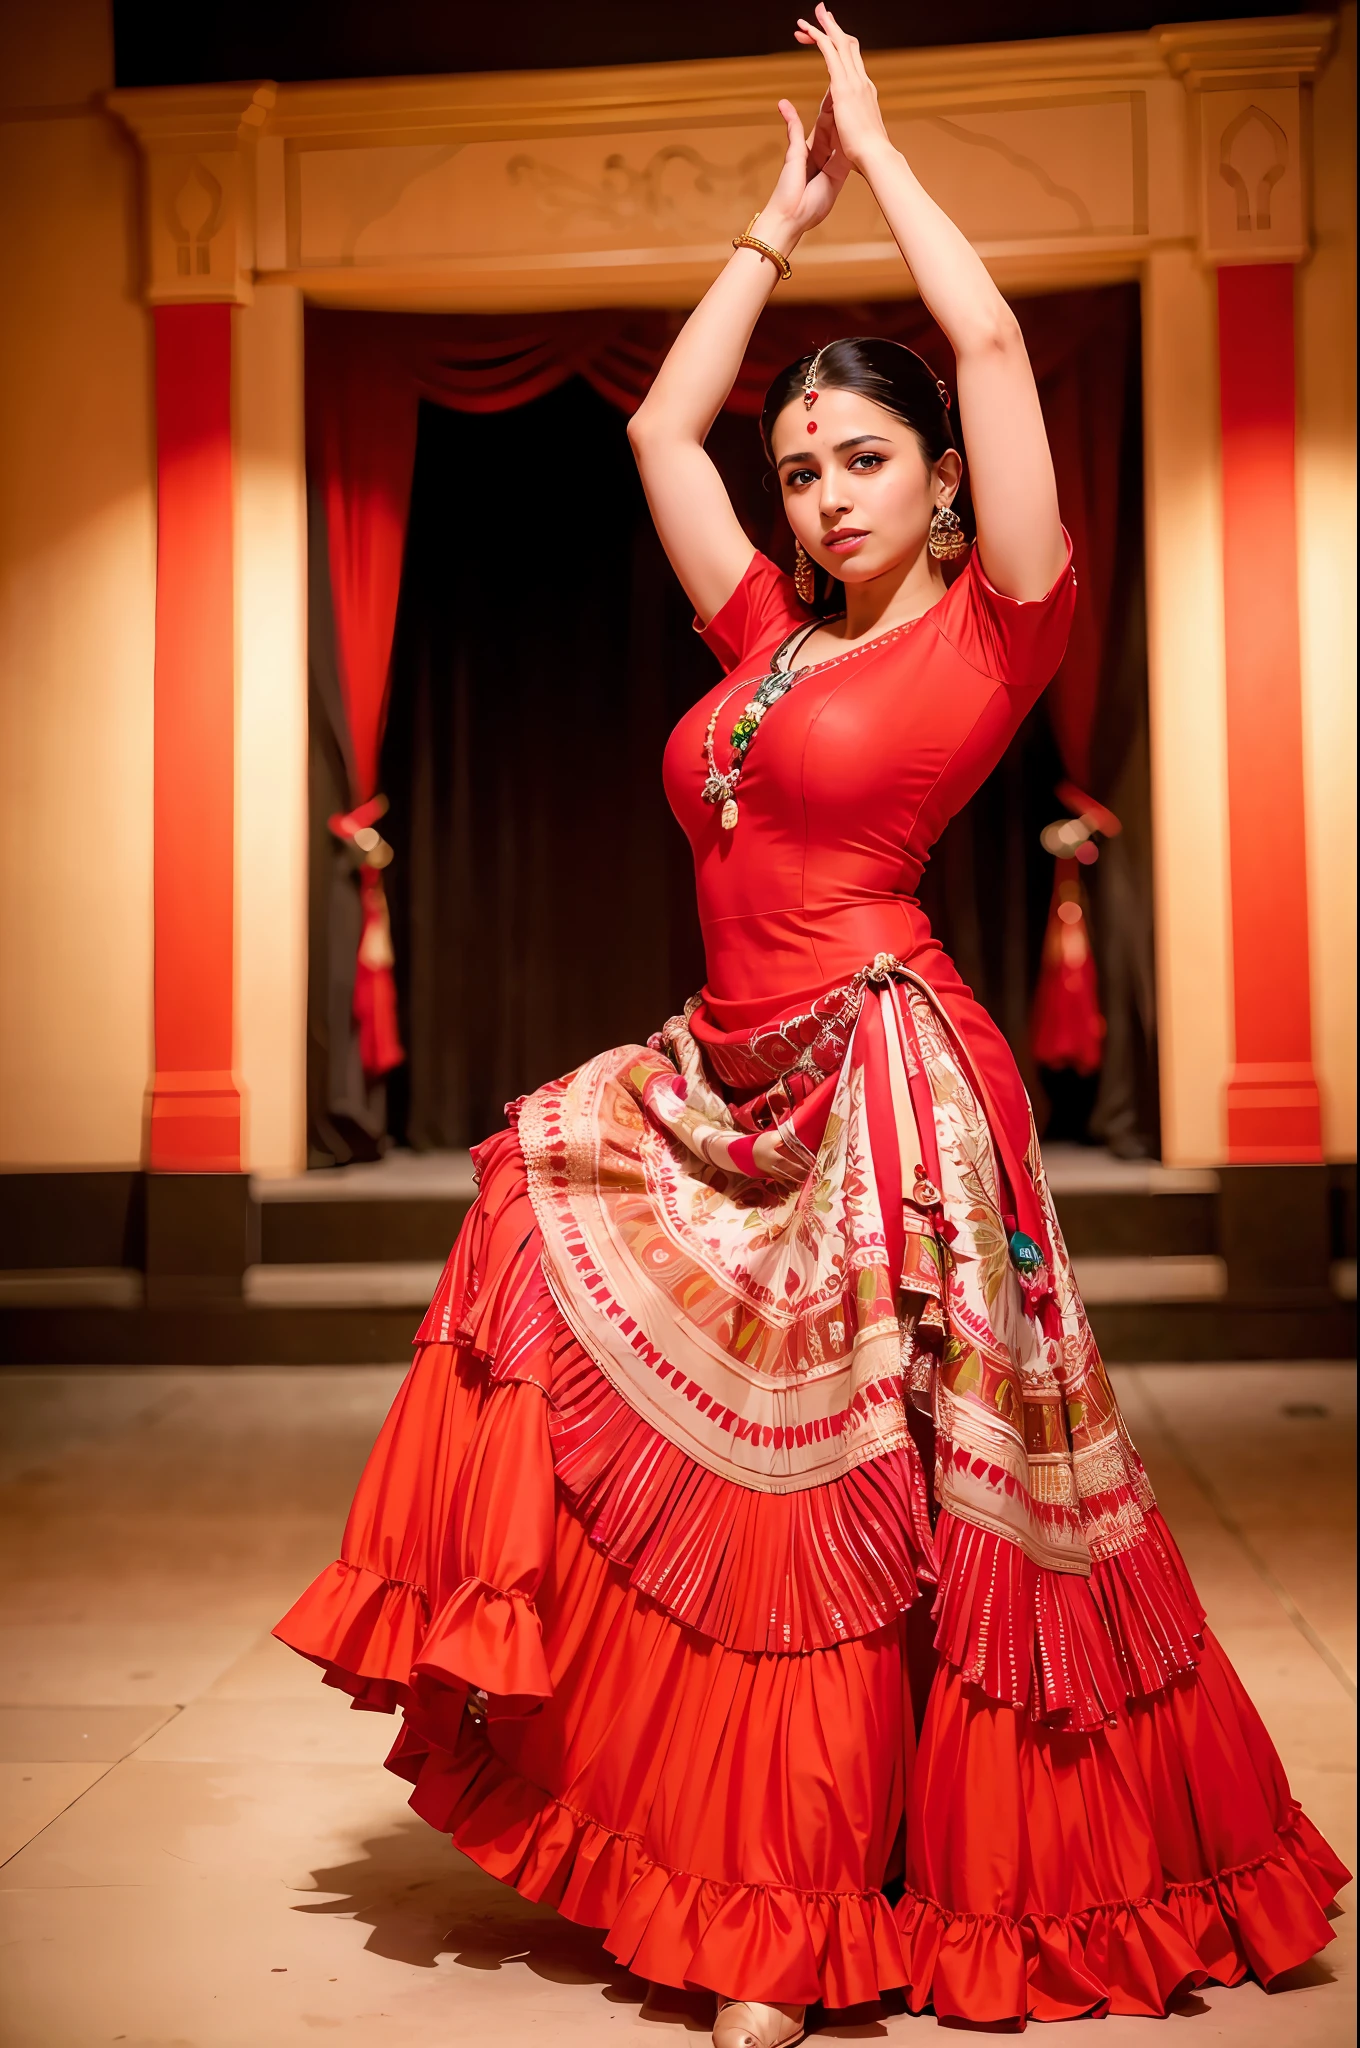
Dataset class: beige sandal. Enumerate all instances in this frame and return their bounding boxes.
[712,1998,806,2048]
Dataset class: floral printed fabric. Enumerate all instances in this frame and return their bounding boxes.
[516,964,1153,1579]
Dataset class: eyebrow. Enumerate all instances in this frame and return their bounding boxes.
[776,434,893,471]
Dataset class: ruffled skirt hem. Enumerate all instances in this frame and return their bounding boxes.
[275,1549,1349,2018]
[271,1128,1350,2020]
[895,1801,1345,2021]
[390,1713,907,2010]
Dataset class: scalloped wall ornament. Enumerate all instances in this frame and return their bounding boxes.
[165,159,227,277]
[1198,86,1306,262]
[1219,102,1289,232]
[505,139,784,237]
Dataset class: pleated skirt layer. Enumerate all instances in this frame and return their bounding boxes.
[275,1147,1348,2022]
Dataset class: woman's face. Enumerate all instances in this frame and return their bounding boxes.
[769,386,962,587]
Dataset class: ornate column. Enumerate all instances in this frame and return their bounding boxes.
[108,85,275,1175]
[106,87,278,1300]
[1216,259,1318,1161]
[147,300,238,1170]
[1161,23,1334,1163]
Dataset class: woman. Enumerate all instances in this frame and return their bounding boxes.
[276,13,1347,2042]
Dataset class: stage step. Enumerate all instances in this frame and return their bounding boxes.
[1071,1256,1226,1303]
[244,1261,444,1307]
[255,1150,475,1265]
[0,1149,1353,1366]
[0,1254,1239,1315]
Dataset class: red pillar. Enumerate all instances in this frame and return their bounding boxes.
[149,305,240,1171]
[1216,264,1322,1163]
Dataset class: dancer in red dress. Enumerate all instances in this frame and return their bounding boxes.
[277,13,1347,2042]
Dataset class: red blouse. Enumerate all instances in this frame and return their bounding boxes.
[664,543,1077,1037]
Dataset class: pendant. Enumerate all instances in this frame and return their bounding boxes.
[720,798,739,830]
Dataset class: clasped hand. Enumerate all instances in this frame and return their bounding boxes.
[763,6,894,241]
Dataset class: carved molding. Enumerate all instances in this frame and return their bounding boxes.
[1196,88,1307,264]
[1156,17,1336,92]
[103,17,1339,307]
[257,37,1171,150]
[108,83,276,304]
[1157,13,1334,266]
[504,140,785,236]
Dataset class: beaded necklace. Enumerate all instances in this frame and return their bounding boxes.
[701,614,841,830]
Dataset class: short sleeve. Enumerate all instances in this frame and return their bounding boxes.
[696,550,807,675]
[934,530,1077,692]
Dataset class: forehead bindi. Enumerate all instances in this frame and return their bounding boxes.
[773,387,902,461]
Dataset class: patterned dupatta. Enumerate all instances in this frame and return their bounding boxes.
[508,956,1204,1728]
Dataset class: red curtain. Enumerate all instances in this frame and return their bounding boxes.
[307,291,1132,1079]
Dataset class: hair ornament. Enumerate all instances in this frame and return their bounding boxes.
[803,347,828,410]
[936,378,951,410]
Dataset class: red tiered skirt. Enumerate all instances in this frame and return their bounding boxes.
[275,1132,1348,2024]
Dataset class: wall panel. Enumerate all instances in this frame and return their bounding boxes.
[0,5,156,1166]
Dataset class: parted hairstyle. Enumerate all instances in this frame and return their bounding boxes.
[758,336,959,468]
[759,337,962,610]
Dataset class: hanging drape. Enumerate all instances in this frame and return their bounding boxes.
[1023,305,1135,1090]
[306,287,1140,1155]
[381,381,721,1149]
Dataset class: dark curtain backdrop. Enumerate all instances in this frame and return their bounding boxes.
[306,480,390,1164]
[1082,364,1159,1157]
[382,381,710,1146]
[920,302,1158,1152]
[377,287,1156,1152]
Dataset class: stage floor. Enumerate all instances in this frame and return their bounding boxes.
[0,1363,1353,2045]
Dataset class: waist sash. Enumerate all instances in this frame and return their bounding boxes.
[515,955,1152,1577]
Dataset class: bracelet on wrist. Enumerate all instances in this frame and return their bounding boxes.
[732,214,793,283]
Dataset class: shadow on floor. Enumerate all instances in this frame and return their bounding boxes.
[296,1815,662,1999]
[293,1818,914,2032]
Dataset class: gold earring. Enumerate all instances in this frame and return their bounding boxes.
[794,542,816,605]
[928,503,970,562]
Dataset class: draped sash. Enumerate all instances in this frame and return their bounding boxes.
[515,956,1154,1583]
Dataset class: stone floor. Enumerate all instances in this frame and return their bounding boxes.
[0,1362,1353,2047]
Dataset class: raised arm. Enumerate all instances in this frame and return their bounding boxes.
[797,7,1066,601]
[628,99,848,624]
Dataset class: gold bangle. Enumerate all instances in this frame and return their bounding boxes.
[732,214,792,283]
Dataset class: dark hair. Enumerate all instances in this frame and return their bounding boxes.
[759,337,960,611]
[759,336,958,467]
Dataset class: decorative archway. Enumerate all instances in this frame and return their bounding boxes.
[108,14,1341,1173]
